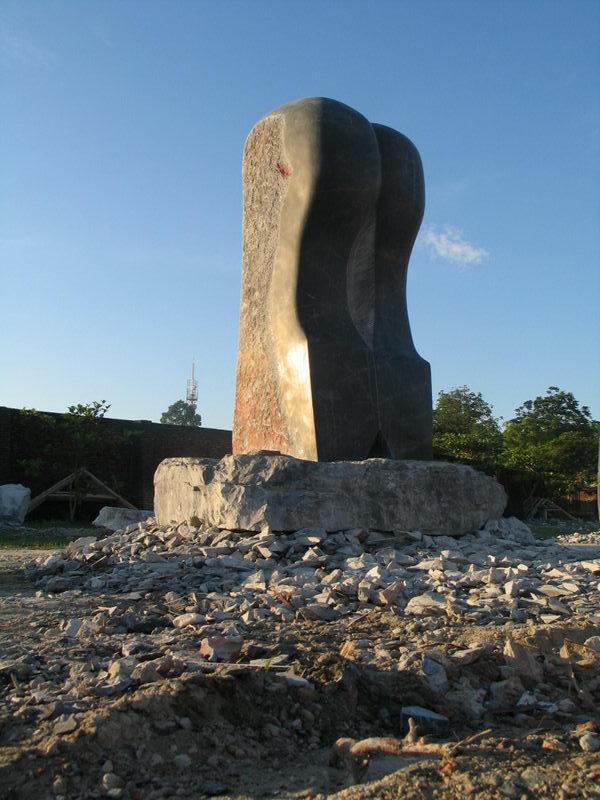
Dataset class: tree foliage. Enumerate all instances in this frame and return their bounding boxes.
[502,387,598,495]
[433,385,599,500]
[432,386,503,467]
[160,400,202,427]
[66,400,111,419]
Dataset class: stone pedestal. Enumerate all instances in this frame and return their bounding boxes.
[154,453,506,536]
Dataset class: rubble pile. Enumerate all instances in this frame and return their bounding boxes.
[23,517,600,724]
[37,516,600,630]
[1,518,599,799]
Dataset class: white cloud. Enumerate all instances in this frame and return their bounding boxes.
[421,224,489,267]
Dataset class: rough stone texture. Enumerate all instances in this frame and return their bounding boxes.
[154,453,507,535]
[233,97,432,462]
[93,506,153,532]
[0,483,30,524]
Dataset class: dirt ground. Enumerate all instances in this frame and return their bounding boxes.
[1,544,599,800]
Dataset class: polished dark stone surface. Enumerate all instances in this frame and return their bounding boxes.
[234,97,432,461]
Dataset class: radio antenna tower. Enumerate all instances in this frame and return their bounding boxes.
[186,361,198,411]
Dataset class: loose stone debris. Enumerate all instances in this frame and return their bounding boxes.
[1,517,599,798]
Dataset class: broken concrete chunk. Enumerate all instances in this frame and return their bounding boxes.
[446,680,486,720]
[199,636,244,662]
[299,604,339,622]
[53,714,77,735]
[488,676,525,709]
[503,638,543,685]
[536,584,570,598]
[451,646,483,665]
[405,592,447,615]
[131,661,163,685]
[66,536,97,555]
[172,613,204,628]
[580,561,600,574]
[376,579,405,606]
[584,636,600,652]
[93,506,153,531]
[579,733,600,752]
[421,657,449,695]
[61,618,84,639]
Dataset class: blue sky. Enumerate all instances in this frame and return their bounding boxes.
[1,0,599,430]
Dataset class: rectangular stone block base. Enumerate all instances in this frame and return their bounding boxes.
[154,453,507,536]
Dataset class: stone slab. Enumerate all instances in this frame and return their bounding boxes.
[154,453,507,536]
[0,484,31,525]
[93,506,153,532]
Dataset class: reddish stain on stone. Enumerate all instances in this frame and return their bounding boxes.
[277,162,293,178]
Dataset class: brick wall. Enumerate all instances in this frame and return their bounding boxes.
[0,406,231,513]
[0,406,11,490]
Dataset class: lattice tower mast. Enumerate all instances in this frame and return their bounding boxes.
[186,361,198,411]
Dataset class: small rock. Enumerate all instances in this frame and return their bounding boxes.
[557,698,577,714]
[452,646,483,665]
[421,657,449,695]
[503,638,543,685]
[121,640,146,657]
[45,576,73,593]
[52,775,68,795]
[583,635,600,652]
[43,552,63,570]
[579,733,600,752]
[405,592,446,615]
[53,714,77,735]
[299,603,338,621]
[488,677,525,709]
[172,613,204,628]
[446,680,486,721]
[285,673,314,690]
[536,584,569,598]
[542,738,567,752]
[199,636,243,662]
[339,640,364,661]
[102,773,124,791]
[174,753,192,770]
[376,579,405,606]
[131,661,162,685]
[66,536,97,555]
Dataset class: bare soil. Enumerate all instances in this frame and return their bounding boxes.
[0,548,599,799]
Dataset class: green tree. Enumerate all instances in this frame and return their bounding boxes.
[67,400,110,419]
[502,387,598,496]
[160,400,202,427]
[433,386,503,468]
[63,400,112,471]
[18,400,113,476]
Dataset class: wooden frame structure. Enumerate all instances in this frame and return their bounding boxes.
[525,496,579,523]
[26,468,137,520]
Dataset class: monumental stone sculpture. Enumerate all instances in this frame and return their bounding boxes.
[154,98,508,532]
[233,97,432,462]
